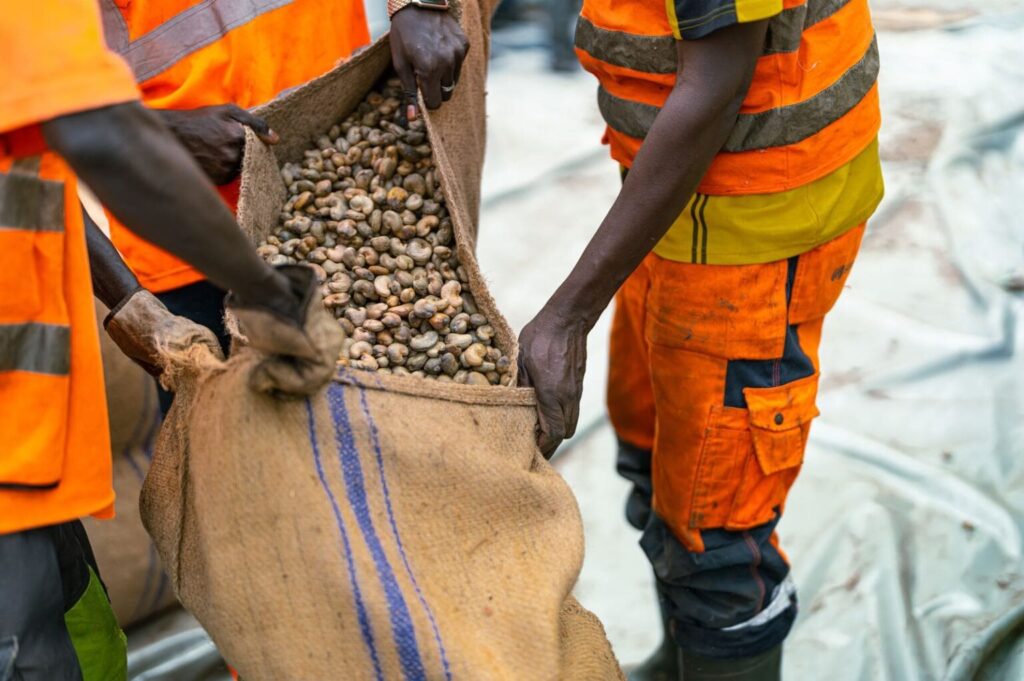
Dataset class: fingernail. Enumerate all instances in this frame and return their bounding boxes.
[407,104,418,122]
[268,129,280,144]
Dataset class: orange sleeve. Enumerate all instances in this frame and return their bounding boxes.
[0,0,140,134]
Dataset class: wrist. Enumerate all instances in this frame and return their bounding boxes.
[541,291,603,335]
[247,269,298,317]
[103,285,147,329]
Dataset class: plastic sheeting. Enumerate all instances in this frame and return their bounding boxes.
[776,8,1024,679]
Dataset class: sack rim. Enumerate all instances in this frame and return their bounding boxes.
[334,367,536,406]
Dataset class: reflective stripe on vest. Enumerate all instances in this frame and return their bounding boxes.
[0,170,65,233]
[0,323,71,376]
[574,0,853,74]
[100,0,295,82]
[576,0,878,154]
[0,160,71,377]
[593,35,878,152]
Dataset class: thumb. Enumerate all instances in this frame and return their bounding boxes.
[225,104,279,144]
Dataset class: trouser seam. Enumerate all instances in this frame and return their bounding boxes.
[743,531,766,614]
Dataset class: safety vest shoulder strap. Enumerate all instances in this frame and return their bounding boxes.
[99,0,295,82]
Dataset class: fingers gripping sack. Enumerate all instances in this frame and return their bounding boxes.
[105,288,224,379]
[226,265,344,398]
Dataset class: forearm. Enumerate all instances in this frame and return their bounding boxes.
[544,22,767,328]
[83,205,141,309]
[548,90,740,327]
[42,103,289,308]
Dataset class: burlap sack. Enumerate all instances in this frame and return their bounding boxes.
[141,5,623,679]
[85,304,176,627]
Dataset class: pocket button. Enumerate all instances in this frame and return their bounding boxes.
[774,412,784,425]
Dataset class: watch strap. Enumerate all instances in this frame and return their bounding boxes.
[388,0,461,21]
[387,0,456,18]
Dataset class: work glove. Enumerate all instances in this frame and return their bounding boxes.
[105,288,225,377]
[226,265,344,399]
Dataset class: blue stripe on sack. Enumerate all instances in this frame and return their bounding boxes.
[328,384,427,681]
[357,387,452,681]
[306,398,384,681]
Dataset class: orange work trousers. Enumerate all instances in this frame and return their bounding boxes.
[607,224,865,658]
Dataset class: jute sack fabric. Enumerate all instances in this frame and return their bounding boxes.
[85,303,176,627]
[140,4,624,678]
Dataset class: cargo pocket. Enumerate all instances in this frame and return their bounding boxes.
[727,373,820,529]
[788,224,864,325]
[688,406,751,529]
[646,255,789,360]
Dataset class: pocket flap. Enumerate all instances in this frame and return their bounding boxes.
[743,373,820,475]
[743,373,820,432]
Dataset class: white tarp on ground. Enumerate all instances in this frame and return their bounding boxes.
[125,3,1024,678]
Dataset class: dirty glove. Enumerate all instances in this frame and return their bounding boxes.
[105,288,225,377]
[226,265,344,399]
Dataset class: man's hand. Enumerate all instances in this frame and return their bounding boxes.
[390,6,469,120]
[157,105,278,185]
[106,289,225,377]
[227,265,344,399]
[518,308,589,459]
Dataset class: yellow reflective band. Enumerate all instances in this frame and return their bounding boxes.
[653,139,883,265]
[666,0,683,39]
[736,0,784,23]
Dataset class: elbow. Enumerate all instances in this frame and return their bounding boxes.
[718,88,748,132]
[41,103,149,178]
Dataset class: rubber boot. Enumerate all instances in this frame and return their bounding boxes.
[678,645,782,681]
[627,602,679,681]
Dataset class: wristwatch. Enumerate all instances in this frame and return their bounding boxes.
[387,0,450,18]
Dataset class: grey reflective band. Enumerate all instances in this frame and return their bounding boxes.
[764,0,852,53]
[597,35,879,152]
[100,0,130,53]
[725,35,878,152]
[573,16,677,74]
[10,157,41,176]
[597,87,656,143]
[575,0,853,74]
[0,171,65,233]
[0,323,71,376]
[100,0,294,82]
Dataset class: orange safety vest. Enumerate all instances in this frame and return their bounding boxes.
[0,148,116,533]
[100,0,371,293]
[574,0,881,195]
[1,0,140,534]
